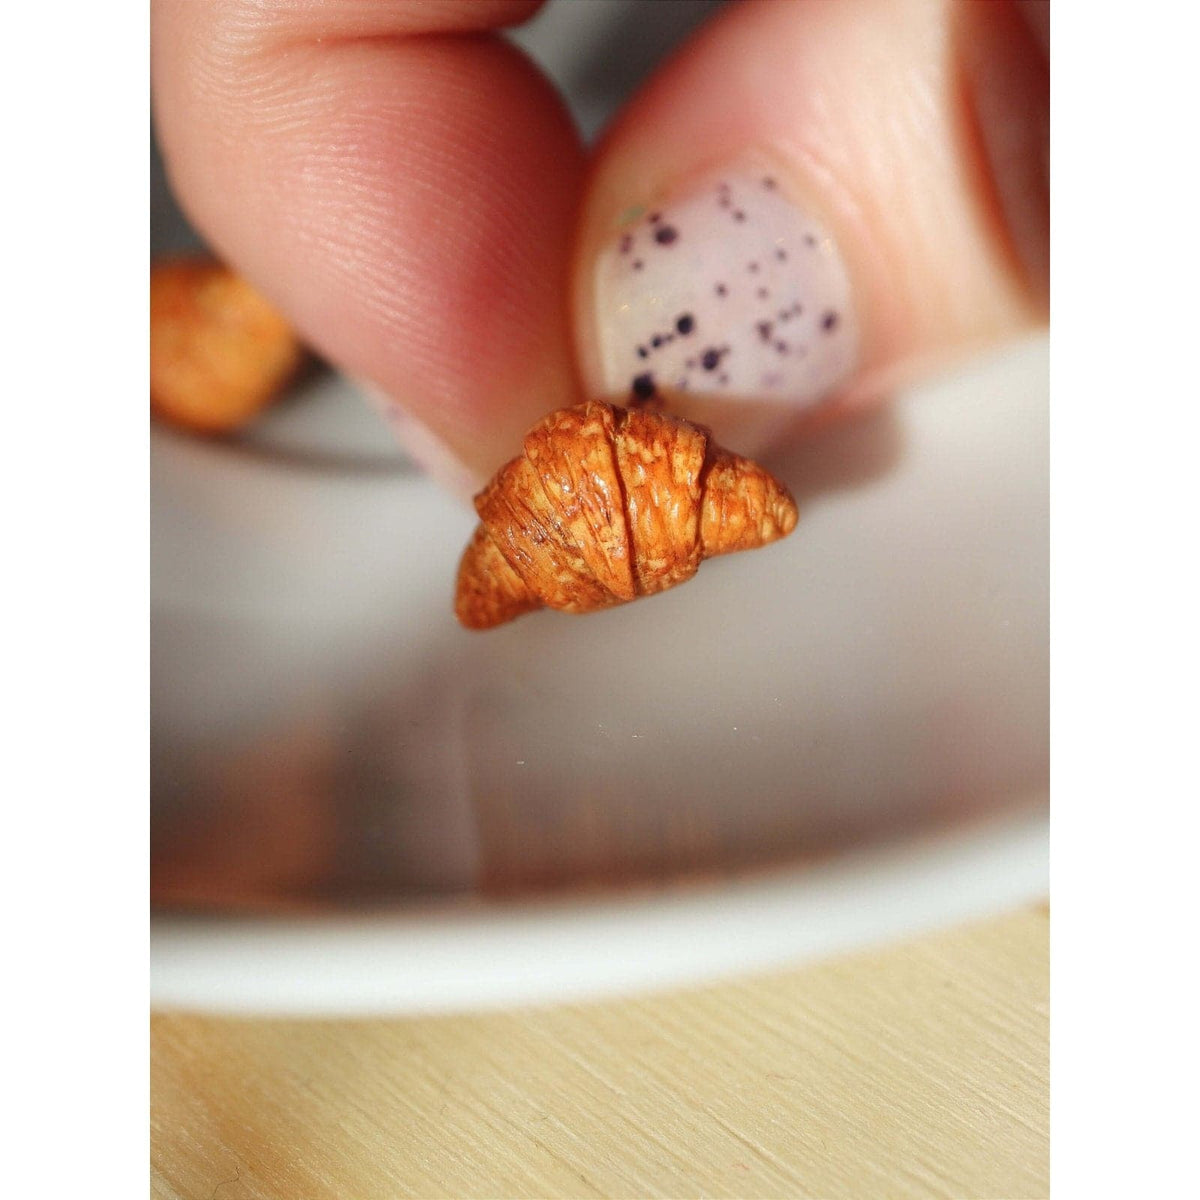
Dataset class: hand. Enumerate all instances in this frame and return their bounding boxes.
[152,0,1047,494]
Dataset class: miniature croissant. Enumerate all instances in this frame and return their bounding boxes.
[455,400,798,629]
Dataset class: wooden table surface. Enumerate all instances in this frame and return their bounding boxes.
[151,905,1048,1199]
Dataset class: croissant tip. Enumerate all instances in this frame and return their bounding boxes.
[454,582,539,631]
[454,524,541,630]
[774,484,800,539]
[453,587,502,630]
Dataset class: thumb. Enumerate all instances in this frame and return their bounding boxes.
[571,0,1048,456]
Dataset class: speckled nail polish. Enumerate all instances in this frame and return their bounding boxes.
[592,173,857,423]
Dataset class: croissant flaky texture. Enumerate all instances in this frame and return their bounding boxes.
[455,401,798,629]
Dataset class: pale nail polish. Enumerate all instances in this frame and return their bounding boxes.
[357,381,482,501]
[591,172,857,430]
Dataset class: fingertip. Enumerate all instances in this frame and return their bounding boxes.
[154,2,586,480]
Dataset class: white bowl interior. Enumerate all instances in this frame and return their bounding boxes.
[150,1,1046,1010]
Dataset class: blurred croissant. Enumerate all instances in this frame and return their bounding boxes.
[455,401,798,629]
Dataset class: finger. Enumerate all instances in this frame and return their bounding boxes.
[571,0,1049,456]
[152,0,585,490]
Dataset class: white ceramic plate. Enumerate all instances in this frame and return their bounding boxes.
[150,336,1048,1013]
[152,807,1046,1015]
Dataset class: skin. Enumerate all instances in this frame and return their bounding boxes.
[152,0,1048,490]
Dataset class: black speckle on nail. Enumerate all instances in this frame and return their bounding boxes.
[733,209,746,222]
[637,346,648,359]
[651,335,663,348]
[715,283,727,297]
[762,176,777,190]
[775,340,789,354]
[701,348,723,371]
[648,211,662,223]
[748,262,759,273]
[822,310,839,332]
[757,321,773,342]
[757,287,769,299]
[631,373,657,403]
[776,248,787,261]
[654,225,678,245]
[804,233,817,247]
[676,313,695,335]
[633,259,643,270]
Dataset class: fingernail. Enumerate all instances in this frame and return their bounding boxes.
[356,381,482,502]
[589,171,858,449]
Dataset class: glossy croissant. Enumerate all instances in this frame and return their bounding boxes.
[454,401,798,629]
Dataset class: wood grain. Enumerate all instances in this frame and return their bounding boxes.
[151,906,1048,1199]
